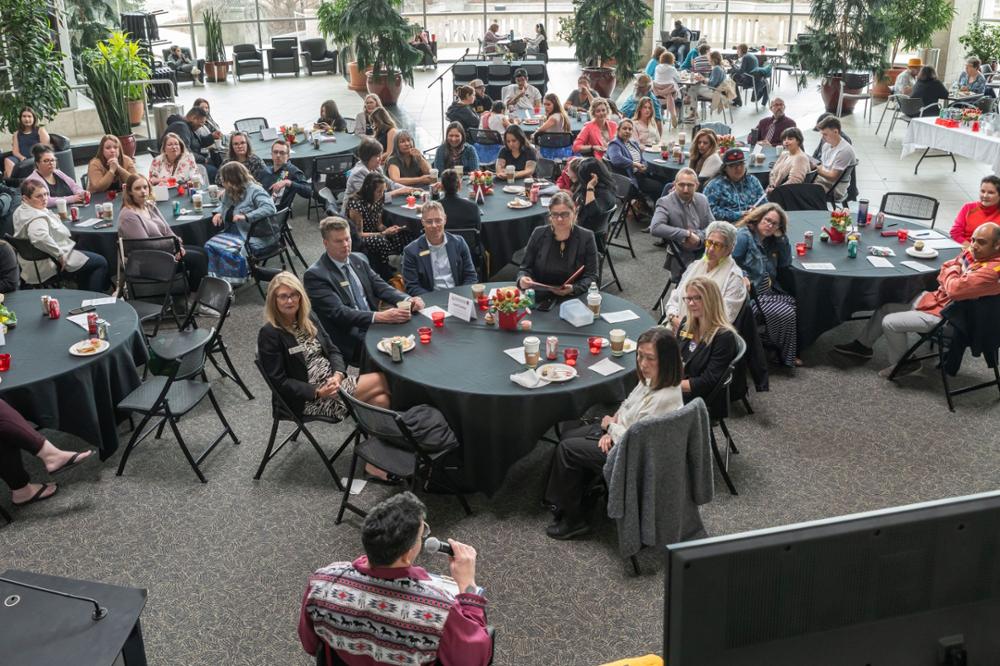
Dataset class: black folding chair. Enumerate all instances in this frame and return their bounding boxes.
[274,206,308,269]
[592,205,623,292]
[234,117,268,133]
[450,227,489,280]
[878,192,940,230]
[4,233,61,288]
[534,132,574,165]
[607,173,637,259]
[115,328,240,482]
[119,243,188,338]
[702,333,746,495]
[882,96,940,148]
[693,121,731,136]
[309,153,355,221]
[0,501,10,525]
[253,358,359,489]
[652,239,693,320]
[335,389,471,525]
[467,128,503,169]
[534,157,557,180]
[245,209,293,297]
[766,183,828,211]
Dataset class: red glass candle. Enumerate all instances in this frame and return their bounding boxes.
[0,353,9,372]
[795,242,807,256]
[431,310,445,328]
[563,347,579,366]
[588,336,603,355]
[897,229,909,243]
[167,177,177,187]
[418,326,432,344]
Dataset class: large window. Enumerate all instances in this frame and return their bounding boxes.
[982,0,1000,21]
[662,0,812,48]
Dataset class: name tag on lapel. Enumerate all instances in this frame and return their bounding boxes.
[419,250,431,257]
[339,280,350,287]
[288,344,306,355]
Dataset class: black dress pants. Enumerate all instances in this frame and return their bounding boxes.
[0,399,46,490]
[544,420,609,520]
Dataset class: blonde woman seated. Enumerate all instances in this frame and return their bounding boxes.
[664,220,746,334]
[676,277,739,404]
[86,134,137,193]
[149,132,199,186]
[631,97,661,146]
[258,272,394,480]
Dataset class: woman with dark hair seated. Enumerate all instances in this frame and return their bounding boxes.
[517,192,598,297]
[572,157,618,234]
[543,327,684,539]
[1,398,94,508]
[346,172,416,279]
[495,125,538,180]
[605,119,662,201]
[438,168,481,232]
[24,144,85,207]
[315,99,347,133]
[432,121,480,173]
[676,276,739,404]
[911,66,950,116]
[216,131,266,184]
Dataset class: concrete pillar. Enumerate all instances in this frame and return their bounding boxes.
[937,0,978,83]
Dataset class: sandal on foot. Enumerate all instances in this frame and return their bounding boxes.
[50,450,95,476]
[13,483,59,507]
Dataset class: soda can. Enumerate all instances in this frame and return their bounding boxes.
[856,198,869,226]
[41,294,51,315]
[313,136,321,149]
[48,298,60,319]
[70,206,79,222]
[87,312,98,335]
[173,201,181,217]
[847,239,858,259]
[97,321,109,340]
[390,339,404,363]
[83,190,91,205]
[804,230,814,249]
[545,336,559,361]
[875,211,885,229]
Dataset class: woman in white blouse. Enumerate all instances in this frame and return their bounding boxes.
[543,327,685,539]
[631,97,661,146]
[665,220,747,330]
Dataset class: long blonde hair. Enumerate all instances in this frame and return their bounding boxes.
[683,276,734,344]
[689,129,719,173]
[264,271,317,338]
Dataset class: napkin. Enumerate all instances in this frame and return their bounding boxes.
[419,305,450,320]
[588,357,625,376]
[600,310,640,323]
[510,369,551,389]
[504,346,527,364]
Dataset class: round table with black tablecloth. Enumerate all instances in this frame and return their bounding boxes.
[786,210,960,348]
[0,290,146,459]
[247,129,361,172]
[69,191,217,268]
[381,178,553,275]
[518,114,586,137]
[364,283,656,495]
[642,145,775,188]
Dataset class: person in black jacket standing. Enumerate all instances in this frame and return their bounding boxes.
[163,106,220,181]
[677,276,739,410]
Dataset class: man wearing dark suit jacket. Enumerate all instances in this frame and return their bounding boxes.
[304,217,425,364]
[401,201,479,297]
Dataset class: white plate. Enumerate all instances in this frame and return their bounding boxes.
[536,363,578,382]
[906,246,939,259]
[502,185,525,194]
[376,336,416,354]
[69,339,110,357]
[507,199,533,209]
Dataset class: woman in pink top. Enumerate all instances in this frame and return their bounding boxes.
[572,98,618,159]
[118,173,208,290]
[766,127,811,193]
[951,175,1000,245]
[148,132,199,185]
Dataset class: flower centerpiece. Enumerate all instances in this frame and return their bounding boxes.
[278,125,298,144]
[717,134,737,152]
[825,208,852,243]
[0,293,16,329]
[490,286,533,331]
[961,107,982,129]
[469,170,494,198]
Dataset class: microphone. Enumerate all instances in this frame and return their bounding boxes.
[423,536,454,556]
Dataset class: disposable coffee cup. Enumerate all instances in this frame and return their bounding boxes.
[429,168,439,181]
[56,199,68,219]
[505,165,516,181]
[609,329,626,357]
[454,165,464,178]
[471,283,486,300]
[397,300,412,313]
[523,336,541,368]
[192,193,203,211]
[208,184,219,201]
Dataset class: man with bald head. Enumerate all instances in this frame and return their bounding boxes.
[835,222,1000,377]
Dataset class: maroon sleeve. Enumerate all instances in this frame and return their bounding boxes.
[297,583,320,657]
[437,594,492,666]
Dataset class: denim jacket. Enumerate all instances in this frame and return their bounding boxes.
[215,182,277,239]
[732,226,791,293]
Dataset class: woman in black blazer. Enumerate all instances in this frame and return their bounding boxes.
[517,191,600,297]
[257,272,391,420]
[676,276,739,408]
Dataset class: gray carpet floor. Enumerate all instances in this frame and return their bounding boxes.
[3,193,1000,666]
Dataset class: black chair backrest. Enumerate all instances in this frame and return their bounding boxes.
[879,192,939,222]
[233,44,261,58]
[5,232,56,263]
[534,158,556,180]
[523,63,545,78]
[123,249,178,283]
[271,37,298,54]
[660,31,670,44]
[248,208,288,249]
[767,183,828,211]
[121,235,179,257]
[898,96,933,118]
[452,63,478,81]
[300,38,328,58]
[255,356,303,422]
[610,172,633,199]
[487,63,512,80]
[702,331,746,420]
[689,29,701,42]
[182,276,233,331]
[468,128,502,145]
[534,132,573,149]
[314,153,356,193]
[235,117,268,133]
[339,388,415,451]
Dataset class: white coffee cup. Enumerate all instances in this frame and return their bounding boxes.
[208,184,219,201]
[192,193,203,211]
[523,336,541,368]
[454,165,464,178]
[609,329,626,357]
[56,199,68,218]
[429,168,439,181]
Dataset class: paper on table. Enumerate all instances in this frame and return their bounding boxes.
[866,256,894,268]
[901,260,936,272]
[908,228,946,240]
[447,292,475,321]
[66,314,90,331]
[503,346,527,364]
[176,214,204,222]
[600,310,640,323]
[588,357,625,376]
[75,218,101,228]
[800,262,837,270]
[419,305,451,320]
[82,296,117,307]
[923,238,962,250]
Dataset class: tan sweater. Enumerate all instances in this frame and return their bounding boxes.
[768,150,811,188]
[86,155,138,193]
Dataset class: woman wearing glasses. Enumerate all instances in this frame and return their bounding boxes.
[732,203,799,367]
[517,192,598,297]
[676,277,740,403]
[216,131,266,184]
[664,220,746,332]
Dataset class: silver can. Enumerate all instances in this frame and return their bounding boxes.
[97,320,109,340]
[390,339,404,363]
[545,335,559,361]
[804,231,814,249]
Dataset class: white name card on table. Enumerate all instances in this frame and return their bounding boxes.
[923,238,962,250]
[152,185,170,201]
[447,293,475,321]
[82,296,117,307]
[260,127,278,140]
[600,310,640,324]
[75,218,102,228]
[66,314,90,330]
[504,346,527,364]
[801,262,837,270]
[176,215,204,222]
[866,256,895,268]
[901,260,937,272]
[588,357,625,376]
[419,305,450,320]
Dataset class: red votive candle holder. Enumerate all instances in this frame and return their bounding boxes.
[563,347,579,366]
[795,242,807,256]
[477,295,489,311]
[0,353,10,372]
[897,229,909,243]
[431,310,445,328]
[588,336,603,355]
[418,326,432,344]
[167,177,177,187]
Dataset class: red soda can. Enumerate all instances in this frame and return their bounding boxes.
[87,312,98,335]
[545,336,559,360]
[83,190,91,205]
[48,298,60,319]
[70,206,79,222]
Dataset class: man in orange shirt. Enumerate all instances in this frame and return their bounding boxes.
[835,222,1000,377]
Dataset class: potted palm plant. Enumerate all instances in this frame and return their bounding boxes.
[0,0,67,134]
[317,0,419,104]
[797,0,891,115]
[202,8,230,82]
[82,32,148,155]
[874,0,955,97]
[557,0,652,98]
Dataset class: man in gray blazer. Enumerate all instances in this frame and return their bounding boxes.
[304,217,425,364]
[401,201,479,297]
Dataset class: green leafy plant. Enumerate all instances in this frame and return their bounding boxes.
[557,0,652,84]
[959,17,1000,67]
[203,7,225,62]
[317,0,420,85]
[881,0,955,66]
[0,0,68,133]
[82,32,146,136]
[796,0,892,82]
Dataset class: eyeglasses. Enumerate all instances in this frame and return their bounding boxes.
[682,295,703,302]
[550,211,573,220]
[271,149,288,156]
[759,217,779,227]
[275,292,301,302]
[704,239,724,249]
[39,158,56,164]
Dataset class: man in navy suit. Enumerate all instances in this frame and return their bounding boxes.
[401,201,479,297]
[304,217,425,364]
